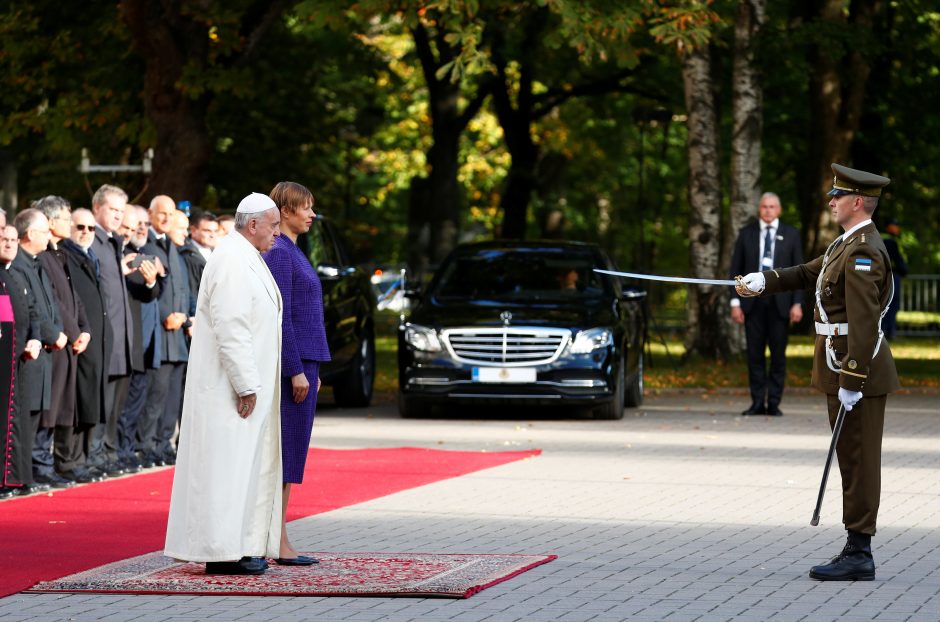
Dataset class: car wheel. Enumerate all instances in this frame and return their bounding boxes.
[397,392,432,418]
[624,351,644,408]
[596,356,625,420]
[333,329,375,408]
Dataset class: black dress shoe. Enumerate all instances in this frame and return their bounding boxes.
[34,472,77,488]
[0,486,18,499]
[810,532,875,581]
[741,405,767,416]
[57,468,102,484]
[142,451,165,467]
[19,482,52,494]
[86,465,109,479]
[103,462,127,477]
[766,408,784,416]
[275,555,319,566]
[118,458,142,474]
[205,557,266,575]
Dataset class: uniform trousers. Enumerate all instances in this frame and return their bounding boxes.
[827,392,887,536]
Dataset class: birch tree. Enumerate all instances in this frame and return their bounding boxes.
[724,0,766,353]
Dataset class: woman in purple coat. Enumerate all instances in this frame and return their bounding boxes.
[263,182,331,565]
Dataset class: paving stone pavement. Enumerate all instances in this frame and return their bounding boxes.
[2,391,940,622]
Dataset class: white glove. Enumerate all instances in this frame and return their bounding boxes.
[838,388,863,412]
[735,272,765,297]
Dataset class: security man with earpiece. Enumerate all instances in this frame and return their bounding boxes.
[736,163,900,581]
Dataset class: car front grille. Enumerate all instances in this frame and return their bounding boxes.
[441,327,570,366]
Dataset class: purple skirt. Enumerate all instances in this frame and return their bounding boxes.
[280,361,319,484]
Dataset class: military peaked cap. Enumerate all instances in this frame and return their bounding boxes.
[828,163,891,197]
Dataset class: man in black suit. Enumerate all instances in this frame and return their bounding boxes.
[10,209,74,488]
[729,192,804,416]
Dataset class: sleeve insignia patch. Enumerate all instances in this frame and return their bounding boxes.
[855,258,872,272]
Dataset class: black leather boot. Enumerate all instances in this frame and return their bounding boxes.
[809,531,875,581]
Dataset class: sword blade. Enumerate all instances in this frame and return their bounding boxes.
[594,268,737,287]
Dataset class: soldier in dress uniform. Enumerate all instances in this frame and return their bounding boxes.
[736,163,899,581]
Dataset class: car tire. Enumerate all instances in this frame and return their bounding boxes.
[333,329,375,408]
[596,356,625,420]
[397,392,432,418]
[624,351,644,408]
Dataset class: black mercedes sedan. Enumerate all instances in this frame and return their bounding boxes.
[397,241,646,419]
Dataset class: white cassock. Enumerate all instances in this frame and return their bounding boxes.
[164,230,283,562]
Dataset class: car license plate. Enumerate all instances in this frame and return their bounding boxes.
[472,367,536,383]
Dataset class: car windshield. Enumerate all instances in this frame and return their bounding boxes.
[432,248,611,302]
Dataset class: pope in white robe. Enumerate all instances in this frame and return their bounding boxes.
[165,197,284,563]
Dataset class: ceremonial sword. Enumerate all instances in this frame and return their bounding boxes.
[594,268,738,287]
[811,402,848,526]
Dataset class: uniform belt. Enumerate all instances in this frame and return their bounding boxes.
[815,322,848,336]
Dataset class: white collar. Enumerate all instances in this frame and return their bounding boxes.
[150,227,166,240]
[841,219,872,241]
[761,218,779,230]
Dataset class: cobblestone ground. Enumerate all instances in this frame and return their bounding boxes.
[2,392,939,622]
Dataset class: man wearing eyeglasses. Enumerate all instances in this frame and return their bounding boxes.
[32,196,97,486]
[0,224,45,497]
[10,208,73,489]
[61,209,111,477]
[737,163,900,581]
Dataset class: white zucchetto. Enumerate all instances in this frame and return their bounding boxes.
[236,192,277,214]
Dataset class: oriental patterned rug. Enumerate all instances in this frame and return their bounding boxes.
[26,551,556,598]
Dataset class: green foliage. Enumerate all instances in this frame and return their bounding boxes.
[1,0,938,276]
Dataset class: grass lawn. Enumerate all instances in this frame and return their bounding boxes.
[373,313,939,394]
[644,335,940,390]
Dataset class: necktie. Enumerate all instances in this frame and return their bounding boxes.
[762,226,773,270]
[87,246,101,278]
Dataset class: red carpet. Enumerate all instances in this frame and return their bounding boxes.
[0,447,540,597]
[27,551,556,598]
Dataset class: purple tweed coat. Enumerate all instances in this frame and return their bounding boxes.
[263,234,331,482]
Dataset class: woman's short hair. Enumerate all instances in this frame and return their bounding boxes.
[269,181,314,214]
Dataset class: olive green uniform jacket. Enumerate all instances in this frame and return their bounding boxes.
[762,221,900,396]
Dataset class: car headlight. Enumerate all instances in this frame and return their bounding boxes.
[404,324,442,352]
[570,328,612,353]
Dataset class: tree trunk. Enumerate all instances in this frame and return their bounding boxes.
[682,43,731,360]
[799,0,879,256]
[410,22,490,268]
[121,0,285,205]
[497,123,539,239]
[121,0,211,205]
[726,0,766,264]
[725,0,767,354]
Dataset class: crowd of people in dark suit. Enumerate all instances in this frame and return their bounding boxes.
[1,184,232,499]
